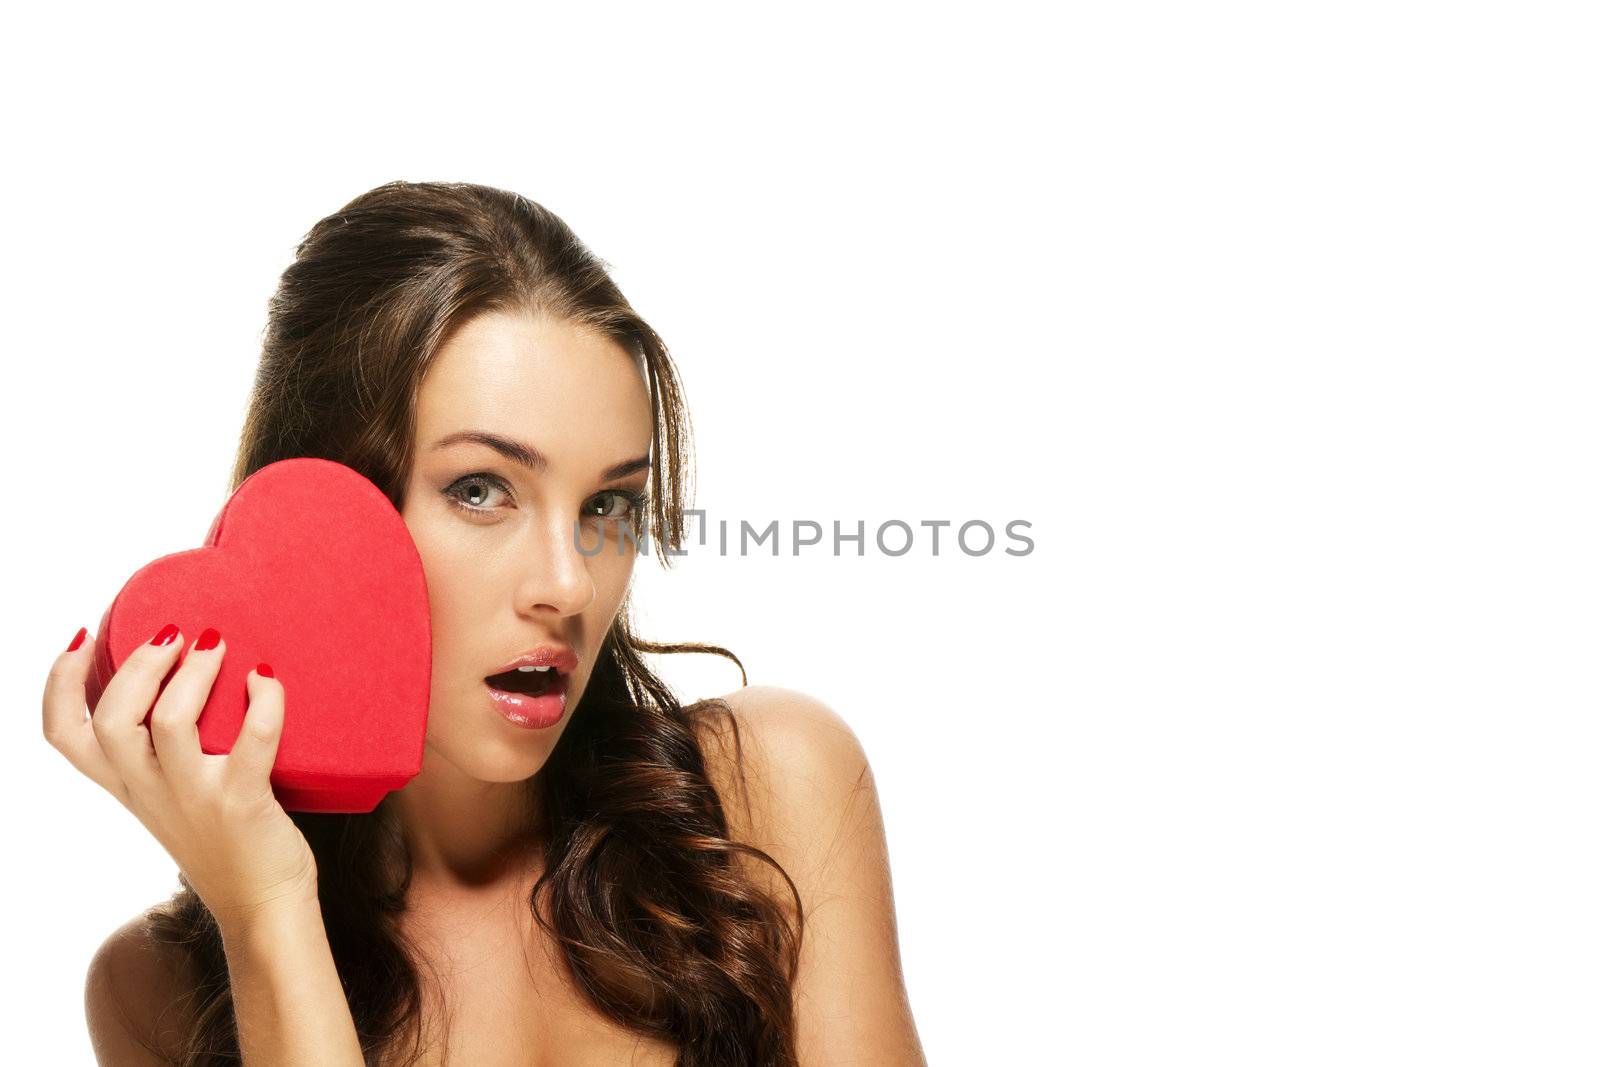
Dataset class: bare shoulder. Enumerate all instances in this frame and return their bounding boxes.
[690,685,926,1063]
[696,684,867,772]
[691,684,872,850]
[85,907,196,1065]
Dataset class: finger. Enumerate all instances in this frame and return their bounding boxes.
[223,665,284,795]
[148,627,226,789]
[91,623,185,797]
[43,626,125,798]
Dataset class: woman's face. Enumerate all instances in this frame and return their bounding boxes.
[399,310,653,783]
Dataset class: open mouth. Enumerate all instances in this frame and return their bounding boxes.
[485,665,567,699]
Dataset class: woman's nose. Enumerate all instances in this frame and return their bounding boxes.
[515,515,596,618]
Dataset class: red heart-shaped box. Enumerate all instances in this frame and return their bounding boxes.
[84,457,432,813]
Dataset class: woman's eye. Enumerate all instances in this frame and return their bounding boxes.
[443,474,511,513]
[586,489,643,520]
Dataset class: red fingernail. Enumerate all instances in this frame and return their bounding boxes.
[150,623,180,647]
[256,663,274,678]
[66,627,87,652]
[195,627,221,651]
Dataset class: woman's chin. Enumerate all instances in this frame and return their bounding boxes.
[437,734,560,783]
[418,676,591,781]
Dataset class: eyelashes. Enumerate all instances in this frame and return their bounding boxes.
[441,472,647,522]
[591,486,651,521]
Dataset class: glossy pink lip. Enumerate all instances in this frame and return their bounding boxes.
[486,677,567,729]
[486,645,578,678]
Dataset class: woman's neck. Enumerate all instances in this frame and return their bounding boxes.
[385,743,543,890]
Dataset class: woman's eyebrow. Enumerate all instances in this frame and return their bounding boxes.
[432,430,649,481]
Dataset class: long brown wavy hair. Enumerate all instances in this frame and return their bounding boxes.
[142,181,803,1065]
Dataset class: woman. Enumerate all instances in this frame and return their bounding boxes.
[44,181,925,1066]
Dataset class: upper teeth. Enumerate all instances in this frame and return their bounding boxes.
[516,665,553,673]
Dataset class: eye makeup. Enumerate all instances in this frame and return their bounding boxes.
[441,471,647,522]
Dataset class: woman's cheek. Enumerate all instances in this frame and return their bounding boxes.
[585,530,633,586]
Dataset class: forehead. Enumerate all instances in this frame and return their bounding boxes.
[415,310,653,459]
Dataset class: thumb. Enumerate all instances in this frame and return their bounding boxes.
[224,665,285,793]
[43,626,123,796]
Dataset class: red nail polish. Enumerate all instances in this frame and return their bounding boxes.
[256,663,274,678]
[150,623,180,647]
[66,627,87,652]
[196,627,221,652]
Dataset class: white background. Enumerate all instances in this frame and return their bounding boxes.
[3,3,1596,1064]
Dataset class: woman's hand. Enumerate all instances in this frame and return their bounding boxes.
[43,624,319,929]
